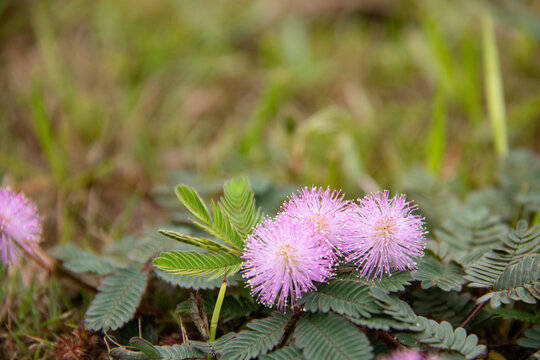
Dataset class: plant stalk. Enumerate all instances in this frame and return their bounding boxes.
[482,12,508,158]
[460,301,488,328]
[209,275,228,342]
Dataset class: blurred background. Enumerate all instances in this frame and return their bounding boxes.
[2,0,540,242]
[0,0,539,355]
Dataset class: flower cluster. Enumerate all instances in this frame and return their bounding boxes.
[0,187,42,268]
[242,187,426,310]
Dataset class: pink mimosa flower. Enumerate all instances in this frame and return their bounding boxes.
[242,217,335,311]
[0,188,42,268]
[343,191,426,278]
[279,186,352,258]
[383,348,439,360]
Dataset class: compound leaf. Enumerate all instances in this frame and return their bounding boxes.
[109,337,204,360]
[217,312,291,360]
[293,313,373,360]
[413,252,466,292]
[260,345,304,360]
[518,324,540,349]
[85,268,148,331]
[300,277,380,319]
[154,250,242,279]
[221,177,262,238]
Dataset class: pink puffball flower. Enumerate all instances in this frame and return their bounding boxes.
[343,191,426,278]
[0,188,42,268]
[383,349,438,360]
[242,217,335,311]
[279,186,352,258]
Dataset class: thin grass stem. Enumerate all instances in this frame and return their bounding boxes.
[482,12,509,158]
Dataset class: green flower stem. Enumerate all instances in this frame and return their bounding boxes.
[209,275,228,343]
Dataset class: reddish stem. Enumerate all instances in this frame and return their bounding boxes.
[460,301,487,329]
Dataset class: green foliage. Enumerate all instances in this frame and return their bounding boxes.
[259,345,304,360]
[209,295,259,323]
[175,185,213,226]
[109,337,204,360]
[369,287,421,331]
[187,333,236,357]
[434,206,506,254]
[176,183,242,249]
[124,337,161,358]
[56,230,182,276]
[85,268,149,331]
[518,324,540,349]
[153,177,260,287]
[173,177,261,251]
[398,168,458,228]
[413,290,475,327]
[486,306,540,323]
[154,268,228,290]
[216,312,291,360]
[348,316,405,331]
[371,288,486,359]
[367,271,415,293]
[123,232,185,264]
[499,150,540,215]
[337,270,414,293]
[293,312,373,360]
[174,290,256,323]
[413,252,466,292]
[465,220,540,308]
[477,254,540,307]
[299,274,381,319]
[153,250,242,279]
[300,271,414,320]
[221,177,262,238]
[158,229,235,254]
[465,150,540,222]
[55,244,115,275]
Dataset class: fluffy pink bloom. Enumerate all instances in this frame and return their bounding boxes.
[383,348,438,360]
[0,188,42,268]
[242,217,335,311]
[279,186,352,258]
[343,191,426,278]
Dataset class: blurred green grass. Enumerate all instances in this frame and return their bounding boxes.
[1,0,540,357]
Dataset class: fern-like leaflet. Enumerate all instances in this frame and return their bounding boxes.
[85,268,149,331]
[172,177,261,252]
[300,274,379,319]
[370,288,486,359]
[153,250,242,279]
[215,312,291,360]
[109,337,204,360]
[293,312,373,360]
[220,177,262,238]
[465,220,540,308]
[518,324,540,349]
[259,345,304,360]
[413,251,466,292]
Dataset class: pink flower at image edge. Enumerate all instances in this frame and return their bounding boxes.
[0,188,42,267]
